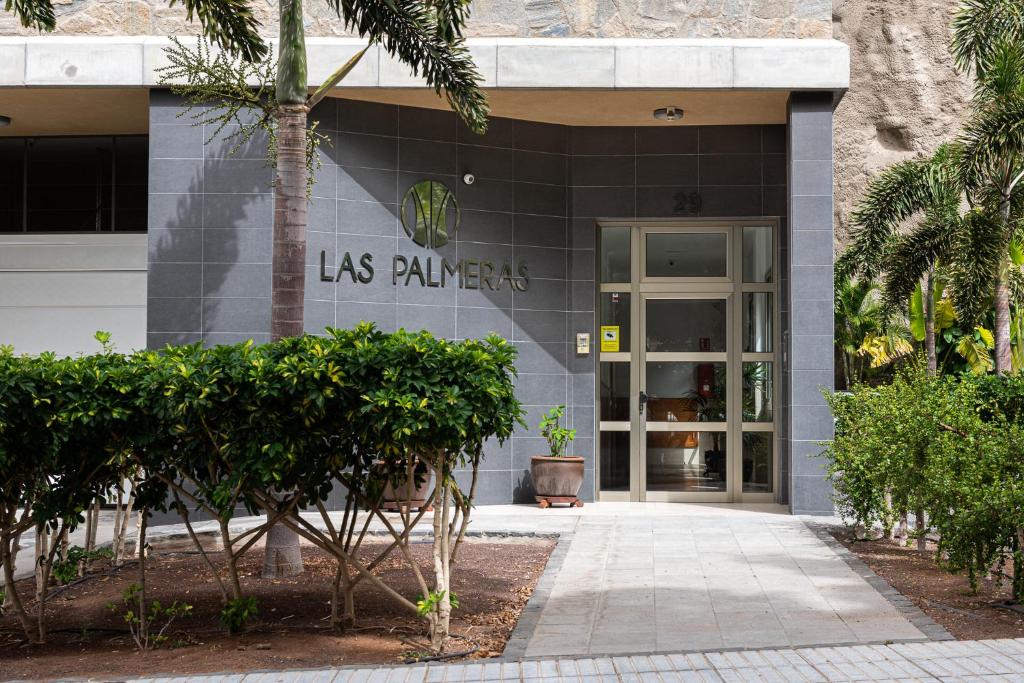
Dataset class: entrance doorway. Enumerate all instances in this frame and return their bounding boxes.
[597,222,778,503]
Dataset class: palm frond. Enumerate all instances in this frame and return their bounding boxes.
[846,147,963,278]
[847,160,934,277]
[951,0,1024,75]
[880,205,959,307]
[858,332,914,369]
[4,0,55,31]
[973,39,1024,100]
[949,210,1007,324]
[959,92,1024,188]
[327,0,488,133]
[167,0,267,62]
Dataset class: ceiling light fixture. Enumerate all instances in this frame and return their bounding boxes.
[0,115,11,127]
[653,106,684,122]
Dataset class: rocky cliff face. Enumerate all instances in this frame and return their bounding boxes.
[832,0,971,245]
[0,0,831,39]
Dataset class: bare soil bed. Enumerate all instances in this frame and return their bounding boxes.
[0,538,554,680]
[833,529,1024,640]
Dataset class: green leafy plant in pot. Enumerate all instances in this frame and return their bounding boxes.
[530,405,585,508]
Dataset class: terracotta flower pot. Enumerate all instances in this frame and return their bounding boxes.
[530,455,585,499]
[376,460,433,510]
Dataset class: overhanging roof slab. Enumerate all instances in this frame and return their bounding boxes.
[0,36,850,92]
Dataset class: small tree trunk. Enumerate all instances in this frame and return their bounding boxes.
[897,511,909,542]
[34,525,48,609]
[1,531,36,642]
[219,519,244,601]
[115,488,136,567]
[1014,530,1024,603]
[429,454,452,653]
[134,508,145,559]
[924,270,937,375]
[995,194,1013,374]
[137,511,148,648]
[994,258,1012,374]
[915,508,926,552]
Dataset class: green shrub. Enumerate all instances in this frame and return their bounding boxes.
[824,362,1024,599]
[219,596,259,634]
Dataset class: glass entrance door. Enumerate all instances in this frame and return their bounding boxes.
[597,222,778,503]
[642,295,730,501]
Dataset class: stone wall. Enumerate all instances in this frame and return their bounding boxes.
[0,0,832,39]
[832,0,971,243]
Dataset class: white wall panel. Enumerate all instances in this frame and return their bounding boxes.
[0,234,147,356]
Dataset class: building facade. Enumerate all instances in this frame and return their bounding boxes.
[0,2,846,514]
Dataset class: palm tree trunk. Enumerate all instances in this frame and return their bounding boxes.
[261,0,308,578]
[271,103,308,338]
[995,195,1013,374]
[925,270,937,375]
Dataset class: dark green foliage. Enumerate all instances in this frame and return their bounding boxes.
[1,325,521,645]
[328,0,488,133]
[52,546,113,585]
[219,596,259,634]
[539,406,575,458]
[824,364,1024,599]
[108,583,194,650]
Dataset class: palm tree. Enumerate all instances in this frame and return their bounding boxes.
[834,276,888,388]
[838,144,963,375]
[7,0,489,579]
[950,0,1024,373]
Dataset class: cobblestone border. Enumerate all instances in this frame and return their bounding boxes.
[500,530,574,661]
[804,521,955,642]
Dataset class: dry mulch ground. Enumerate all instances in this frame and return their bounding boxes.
[0,537,554,680]
[833,529,1024,640]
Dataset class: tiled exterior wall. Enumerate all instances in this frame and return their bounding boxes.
[146,91,808,506]
[786,92,836,515]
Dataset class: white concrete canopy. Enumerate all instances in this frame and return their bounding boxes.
[0,36,849,91]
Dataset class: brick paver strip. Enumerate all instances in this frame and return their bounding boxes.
[113,638,1024,683]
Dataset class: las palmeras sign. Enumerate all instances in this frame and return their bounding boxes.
[320,180,530,292]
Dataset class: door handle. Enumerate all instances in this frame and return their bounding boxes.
[639,391,649,415]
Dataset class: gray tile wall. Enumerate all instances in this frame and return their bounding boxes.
[147,91,274,348]
[786,92,836,515]
[147,91,809,507]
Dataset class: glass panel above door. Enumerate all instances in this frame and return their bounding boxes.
[646,431,727,492]
[645,362,726,423]
[601,226,631,283]
[645,232,727,278]
[646,298,727,353]
[742,225,773,283]
[742,293,773,353]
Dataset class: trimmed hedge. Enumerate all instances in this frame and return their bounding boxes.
[0,324,523,647]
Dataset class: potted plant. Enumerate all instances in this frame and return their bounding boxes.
[375,456,434,512]
[530,405,585,508]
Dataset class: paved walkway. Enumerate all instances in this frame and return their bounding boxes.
[127,638,1024,682]
[514,505,929,657]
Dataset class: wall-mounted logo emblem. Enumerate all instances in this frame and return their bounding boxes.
[401,180,459,248]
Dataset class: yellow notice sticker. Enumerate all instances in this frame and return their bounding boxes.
[600,325,620,352]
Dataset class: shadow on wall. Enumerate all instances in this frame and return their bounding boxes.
[150,118,274,348]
